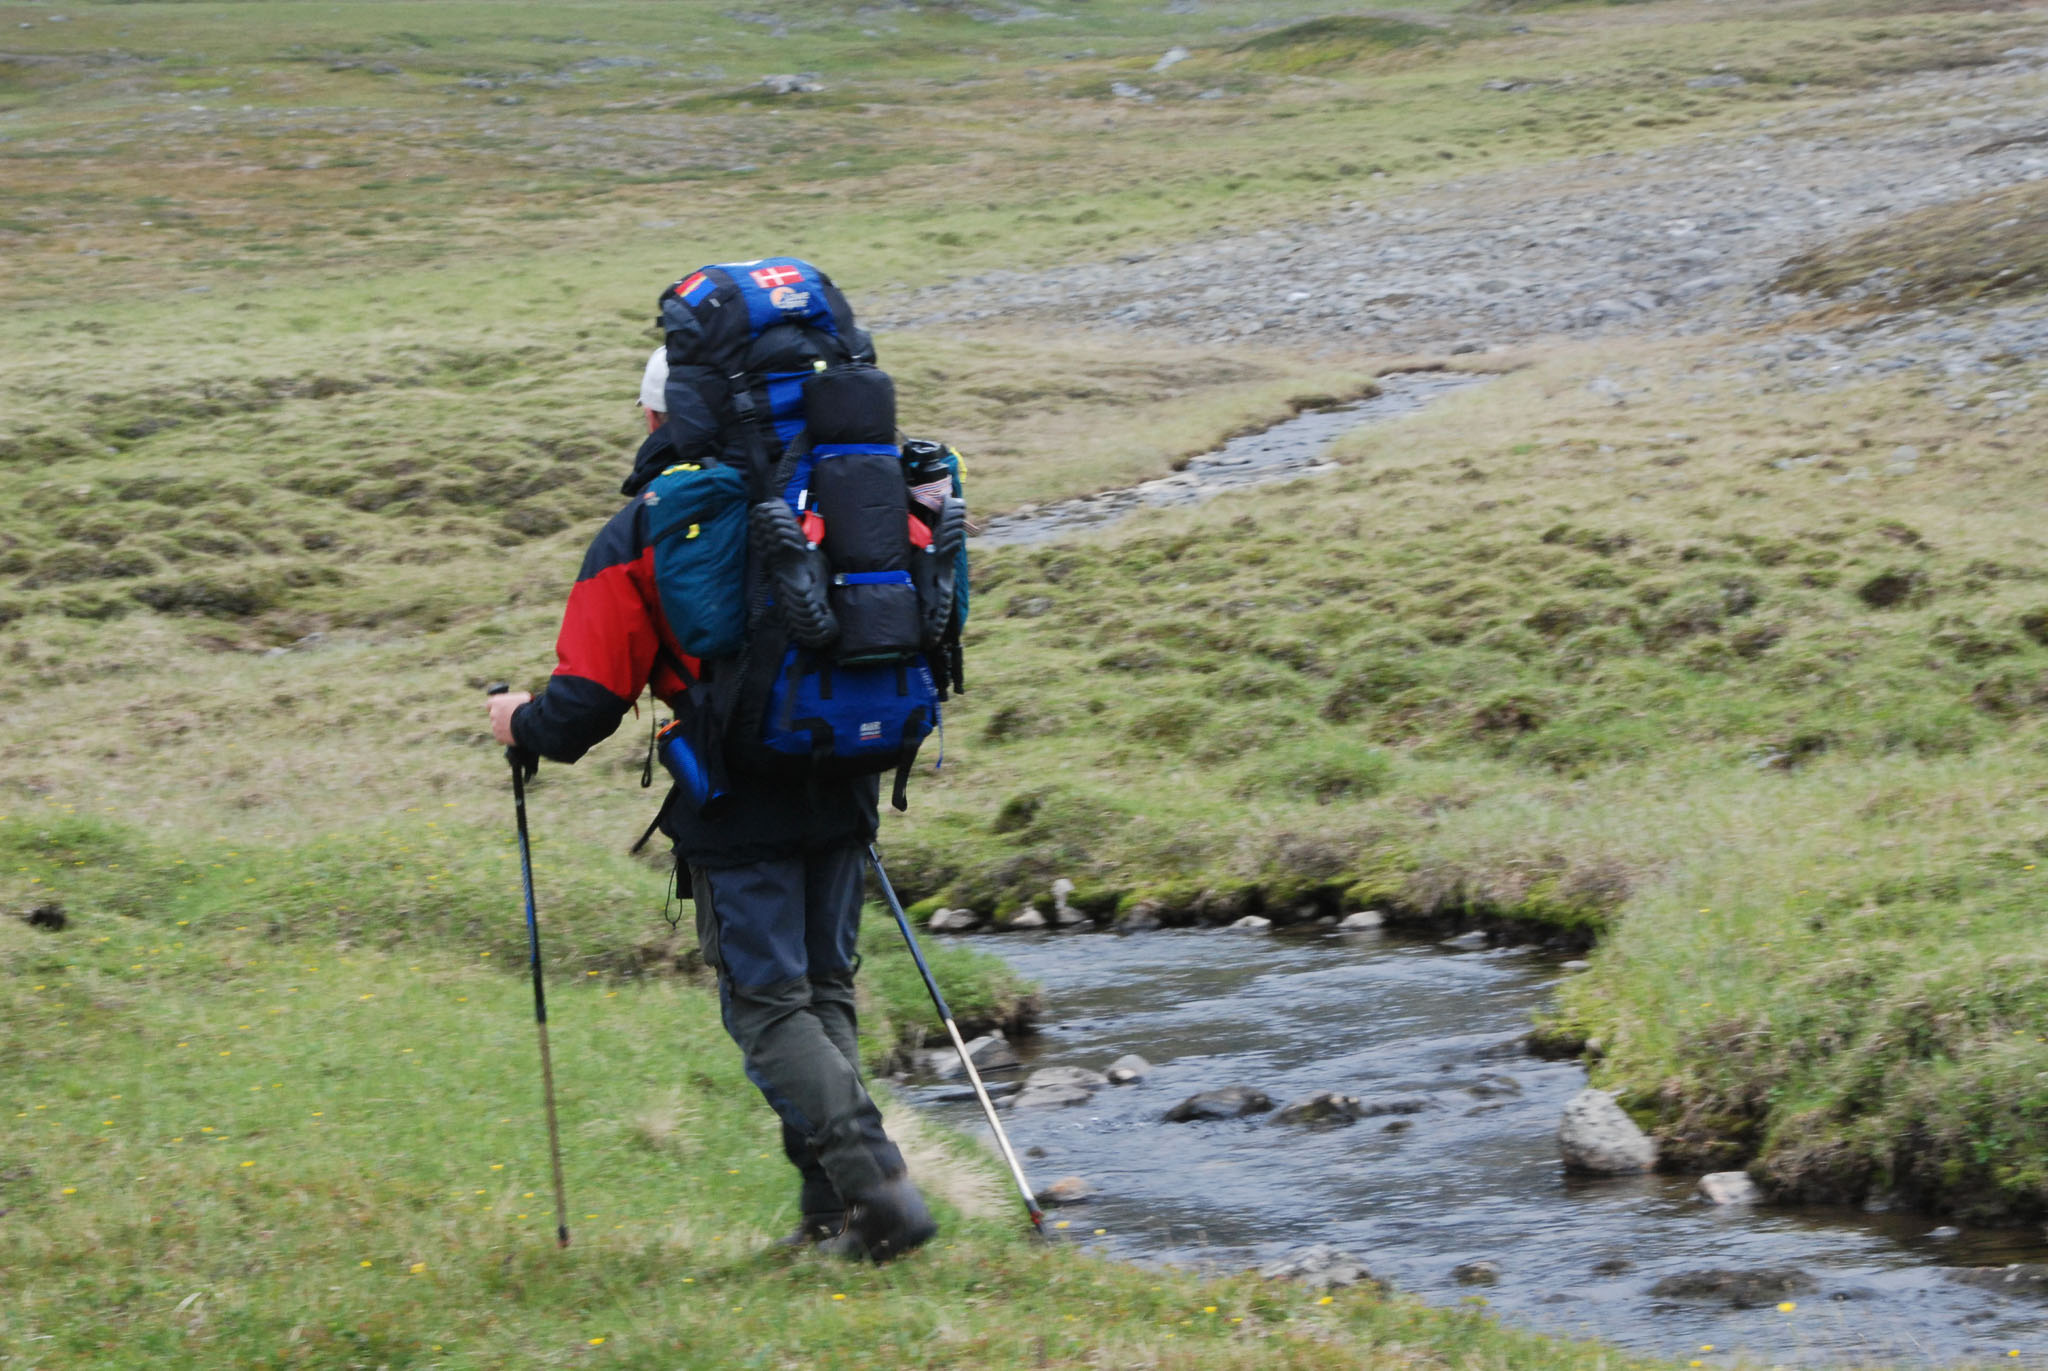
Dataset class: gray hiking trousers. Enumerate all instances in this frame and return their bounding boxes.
[690,844,905,1212]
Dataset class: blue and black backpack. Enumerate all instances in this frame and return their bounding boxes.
[638,258,968,817]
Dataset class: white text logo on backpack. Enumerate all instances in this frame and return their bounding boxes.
[769,284,812,313]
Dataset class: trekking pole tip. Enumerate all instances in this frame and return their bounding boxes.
[557,1227,571,1249]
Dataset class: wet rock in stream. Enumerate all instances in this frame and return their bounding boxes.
[1258,1243,1379,1290]
[1465,1074,1523,1099]
[1944,1264,2048,1297]
[1008,1081,1093,1110]
[1105,1053,1150,1084]
[922,1033,1018,1080]
[1650,1266,1817,1308]
[1034,1175,1098,1207]
[1453,1260,1502,1286]
[1164,1086,1274,1122]
[1274,1091,1364,1128]
[1007,1065,1108,1110]
[1558,1088,1657,1174]
[1697,1171,1761,1206]
[930,1079,1021,1103]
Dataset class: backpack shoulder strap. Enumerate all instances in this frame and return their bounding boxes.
[725,373,776,502]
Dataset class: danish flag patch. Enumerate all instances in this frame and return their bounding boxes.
[750,264,806,289]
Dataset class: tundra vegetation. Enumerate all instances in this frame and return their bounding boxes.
[4,0,2048,1365]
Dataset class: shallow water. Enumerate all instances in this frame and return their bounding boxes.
[907,928,2048,1368]
[975,370,1484,548]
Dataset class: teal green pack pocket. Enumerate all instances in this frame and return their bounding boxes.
[646,462,749,659]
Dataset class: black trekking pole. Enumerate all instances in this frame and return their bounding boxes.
[486,684,571,1250]
[865,844,1045,1237]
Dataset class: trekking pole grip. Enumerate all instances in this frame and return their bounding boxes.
[485,683,537,780]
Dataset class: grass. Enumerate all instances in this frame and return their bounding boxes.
[880,328,2048,1219]
[0,815,1658,1370]
[1774,179,2048,312]
[7,0,2048,1360]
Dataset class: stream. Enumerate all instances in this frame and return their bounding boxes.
[975,369,1483,548]
[907,928,2048,1367]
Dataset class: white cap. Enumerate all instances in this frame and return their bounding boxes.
[639,345,668,412]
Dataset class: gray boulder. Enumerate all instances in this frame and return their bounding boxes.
[927,907,982,932]
[1106,1052,1151,1084]
[1258,1243,1375,1289]
[1008,907,1049,930]
[1337,910,1384,930]
[1165,1086,1273,1122]
[1697,1171,1761,1205]
[1227,915,1272,931]
[1558,1088,1656,1174]
[1452,1260,1501,1286]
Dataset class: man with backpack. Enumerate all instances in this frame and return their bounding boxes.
[485,258,967,1264]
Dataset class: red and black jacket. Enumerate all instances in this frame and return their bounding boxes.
[511,495,879,866]
[510,496,692,765]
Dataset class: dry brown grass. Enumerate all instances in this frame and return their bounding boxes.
[1775,180,2048,311]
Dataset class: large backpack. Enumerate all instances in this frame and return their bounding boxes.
[642,258,967,817]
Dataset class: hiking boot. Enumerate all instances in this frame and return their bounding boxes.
[776,1211,845,1248]
[816,1177,937,1264]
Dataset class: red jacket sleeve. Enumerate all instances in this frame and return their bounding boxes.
[512,499,694,764]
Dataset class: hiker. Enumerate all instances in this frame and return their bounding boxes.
[485,258,966,1264]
